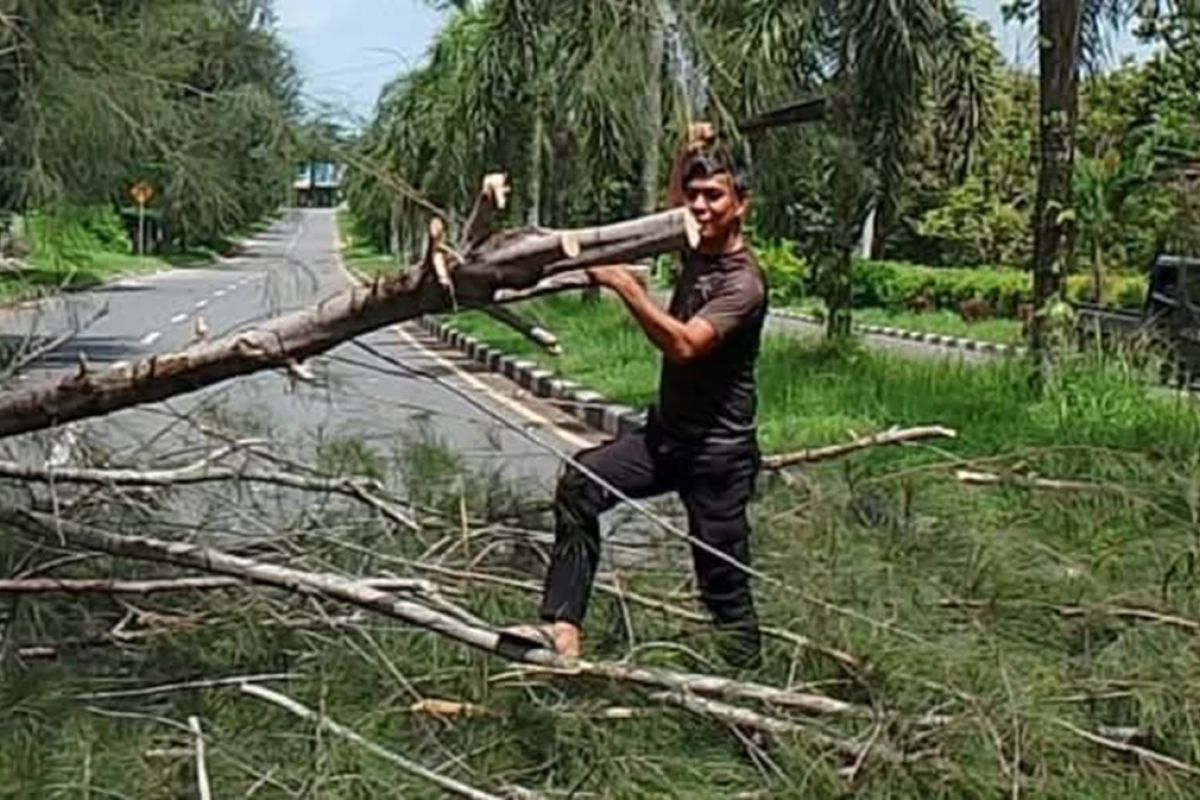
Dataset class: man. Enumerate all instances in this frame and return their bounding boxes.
[511,125,768,668]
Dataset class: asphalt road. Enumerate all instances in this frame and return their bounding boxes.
[0,210,596,508]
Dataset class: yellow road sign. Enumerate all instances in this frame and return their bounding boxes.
[130,181,154,206]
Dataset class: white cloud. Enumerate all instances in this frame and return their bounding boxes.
[276,0,352,33]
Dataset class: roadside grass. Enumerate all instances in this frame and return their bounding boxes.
[0,251,172,305]
[335,208,403,278]
[448,294,1174,456]
[853,306,1022,344]
[787,298,1024,344]
[1,209,284,306]
[4,344,1200,796]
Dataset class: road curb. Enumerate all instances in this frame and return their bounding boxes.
[773,308,1025,356]
[418,315,645,438]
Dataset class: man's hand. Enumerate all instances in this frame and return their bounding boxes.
[587,265,639,293]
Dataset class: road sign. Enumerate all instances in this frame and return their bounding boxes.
[130,181,155,206]
[130,182,154,206]
[130,182,154,255]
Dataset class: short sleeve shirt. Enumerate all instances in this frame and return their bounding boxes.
[656,248,767,443]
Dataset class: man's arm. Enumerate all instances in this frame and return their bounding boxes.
[590,267,718,364]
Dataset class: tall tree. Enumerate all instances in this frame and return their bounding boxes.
[1029,0,1085,382]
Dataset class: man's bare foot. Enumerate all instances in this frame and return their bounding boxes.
[502,622,582,660]
[550,622,581,659]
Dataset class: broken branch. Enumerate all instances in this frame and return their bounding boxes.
[1054,718,1200,776]
[0,207,698,440]
[241,683,528,800]
[955,470,1104,492]
[764,426,958,470]
[0,575,448,597]
[188,716,213,800]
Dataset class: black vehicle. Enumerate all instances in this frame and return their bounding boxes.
[1075,254,1200,384]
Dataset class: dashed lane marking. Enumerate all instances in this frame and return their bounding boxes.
[194,299,208,309]
[140,331,162,346]
[170,313,189,324]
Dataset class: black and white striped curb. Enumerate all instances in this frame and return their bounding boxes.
[418,315,647,438]
[773,308,1025,356]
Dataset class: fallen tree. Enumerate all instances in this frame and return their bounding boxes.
[0,176,697,440]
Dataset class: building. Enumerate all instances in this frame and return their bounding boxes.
[294,162,344,208]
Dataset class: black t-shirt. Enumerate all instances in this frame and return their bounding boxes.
[656,248,767,444]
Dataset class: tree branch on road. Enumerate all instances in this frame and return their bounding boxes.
[0,178,696,440]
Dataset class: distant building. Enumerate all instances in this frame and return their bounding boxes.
[294,162,343,207]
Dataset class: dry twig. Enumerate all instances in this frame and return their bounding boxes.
[764,426,957,470]
[241,683,539,800]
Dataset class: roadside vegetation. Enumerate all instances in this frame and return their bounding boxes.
[0,1,305,306]
[6,337,1200,796]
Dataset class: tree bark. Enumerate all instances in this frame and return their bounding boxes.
[642,13,665,217]
[0,206,697,440]
[527,106,544,227]
[1030,0,1083,385]
[825,249,855,339]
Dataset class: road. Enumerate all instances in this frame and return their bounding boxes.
[0,210,600,518]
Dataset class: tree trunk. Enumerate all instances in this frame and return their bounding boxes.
[388,198,401,260]
[642,13,665,217]
[825,248,854,339]
[1030,0,1083,384]
[1091,239,1104,304]
[527,106,544,228]
[0,207,698,440]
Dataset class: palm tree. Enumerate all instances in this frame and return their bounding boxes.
[693,0,955,337]
[1009,1,1197,382]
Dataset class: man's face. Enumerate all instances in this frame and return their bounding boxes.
[685,173,747,244]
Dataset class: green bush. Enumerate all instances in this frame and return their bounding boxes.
[1064,274,1148,309]
[27,206,131,257]
[853,260,1031,315]
[754,238,808,305]
[915,178,1031,267]
[853,260,1147,318]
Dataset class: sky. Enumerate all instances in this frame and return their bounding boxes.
[274,0,1156,125]
[274,0,446,126]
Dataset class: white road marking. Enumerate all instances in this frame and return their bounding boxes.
[394,326,592,450]
[170,313,189,324]
[140,331,162,346]
[227,284,237,291]
[110,360,130,371]
[328,216,590,451]
[214,290,226,298]
[194,299,208,309]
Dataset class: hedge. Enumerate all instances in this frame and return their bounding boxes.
[851,259,1146,318]
[725,241,1148,319]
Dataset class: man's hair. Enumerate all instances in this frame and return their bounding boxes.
[683,144,752,198]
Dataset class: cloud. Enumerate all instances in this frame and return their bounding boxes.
[276,0,353,33]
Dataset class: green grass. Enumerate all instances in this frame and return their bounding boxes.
[786,299,1024,344]
[0,251,171,305]
[448,294,1118,454]
[853,306,1023,344]
[336,208,403,278]
[7,288,1200,796]
[0,206,284,306]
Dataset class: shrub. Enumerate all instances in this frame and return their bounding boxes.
[852,260,1147,318]
[915,178,1031,266]
[27,206,131,257]
[754,238,808,305]
[853,260,1031,316]
[1064,274,1148,310]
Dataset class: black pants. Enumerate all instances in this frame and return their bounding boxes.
[540,423,763,666]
